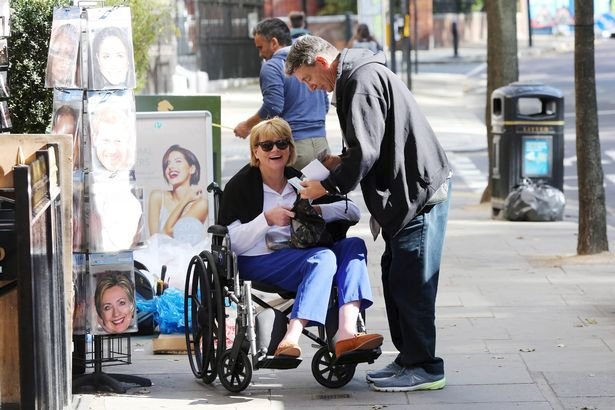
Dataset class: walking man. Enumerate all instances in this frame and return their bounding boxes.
[286,35,452,392]
[234,18,329,170]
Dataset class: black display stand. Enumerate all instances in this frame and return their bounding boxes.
[72,334,151,393]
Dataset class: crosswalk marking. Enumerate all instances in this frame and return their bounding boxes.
[448,153,487,194]
[449,154,615,193]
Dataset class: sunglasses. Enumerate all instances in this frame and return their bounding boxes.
[256,139,290,152]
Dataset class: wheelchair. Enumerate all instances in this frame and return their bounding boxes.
[183,183,381,393]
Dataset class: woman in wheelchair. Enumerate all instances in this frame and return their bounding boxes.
[219,117,383,359]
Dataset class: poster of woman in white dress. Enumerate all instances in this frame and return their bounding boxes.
[133,111,214,288]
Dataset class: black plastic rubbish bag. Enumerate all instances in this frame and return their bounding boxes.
[503,179,565,221]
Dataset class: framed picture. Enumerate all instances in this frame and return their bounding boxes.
[86,6,136,90]
[45,7,81,89]
[88,251,138,335]
[133,111,214,288]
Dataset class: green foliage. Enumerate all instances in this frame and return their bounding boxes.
[8,0,173,133]
[318,0,357,16]
[106,0,175,91]
[9,0,69,133]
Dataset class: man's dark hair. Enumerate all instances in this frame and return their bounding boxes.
[289,11,305,29]
[253,18,291,47]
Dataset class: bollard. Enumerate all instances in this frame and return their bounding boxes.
[452,22,459,58]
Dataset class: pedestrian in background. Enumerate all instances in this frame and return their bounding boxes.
[286,35,452,393]
[233,18,329,171]
[288,10,310,41]
[349,23,382,54]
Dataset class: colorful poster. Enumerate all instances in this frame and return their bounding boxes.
[523,136,552,177]
[133,111,214,288]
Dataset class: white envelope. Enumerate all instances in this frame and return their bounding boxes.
[301,158,330,181]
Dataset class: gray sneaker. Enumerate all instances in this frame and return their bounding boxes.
[370,367,446,392]
[366,361,404,382]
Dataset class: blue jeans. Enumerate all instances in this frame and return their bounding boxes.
[237,237,373,326]
[381,194,450,376]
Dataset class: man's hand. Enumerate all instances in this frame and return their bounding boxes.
[299,180,328,200]
[234,121,251,139]
[321,154,342,170]
[264,206,295,226]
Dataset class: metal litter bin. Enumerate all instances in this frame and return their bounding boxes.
[490,82,564,217]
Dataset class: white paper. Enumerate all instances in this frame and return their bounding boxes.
[301,159,330,181]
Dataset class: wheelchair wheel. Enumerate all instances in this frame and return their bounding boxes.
[311,346,356,388]
[184,252,225,384]
[217,349,252,393]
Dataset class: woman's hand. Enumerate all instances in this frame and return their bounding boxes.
[264,206,295,226]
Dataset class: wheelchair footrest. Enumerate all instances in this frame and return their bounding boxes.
[254,355,302,370]
[334,347,382,366]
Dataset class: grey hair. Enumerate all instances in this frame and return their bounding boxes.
[285,35,339,75]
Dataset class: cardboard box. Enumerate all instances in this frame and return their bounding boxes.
[152,334,187,355]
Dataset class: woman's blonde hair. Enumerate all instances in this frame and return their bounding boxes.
[249,117,296,167]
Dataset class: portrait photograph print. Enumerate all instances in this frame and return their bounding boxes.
[52,89,83,169]
[0,38,8,67]
[88,177,143,253]
[86,6,136,90]
[0,70,8,98]
[0,99,10,129]
[45,6,81,89]
[88,252,138,335]
[87,90,137,180]
[72,253,87,334]
[133,111,214,289]
[0,0,9,37]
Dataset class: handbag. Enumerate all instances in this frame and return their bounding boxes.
[289,196,333,248]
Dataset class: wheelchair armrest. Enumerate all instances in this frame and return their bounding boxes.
[208,224,228,236]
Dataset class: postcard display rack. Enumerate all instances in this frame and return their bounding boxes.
[46,5,150,393]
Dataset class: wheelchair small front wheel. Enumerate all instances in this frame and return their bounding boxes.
[217,349,252,393]
[311,346,356,388]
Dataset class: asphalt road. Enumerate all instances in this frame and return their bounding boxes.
[433,39,615,227]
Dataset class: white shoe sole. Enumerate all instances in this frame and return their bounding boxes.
[371,377,446,392]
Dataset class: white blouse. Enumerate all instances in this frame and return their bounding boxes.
[227,181,360,256]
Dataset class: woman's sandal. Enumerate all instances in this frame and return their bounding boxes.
[273,341,302,358]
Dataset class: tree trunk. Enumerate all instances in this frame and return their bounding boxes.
[574,0,609,254]
[482,1,519,205]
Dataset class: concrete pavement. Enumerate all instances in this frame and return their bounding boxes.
[73,38,615,410]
